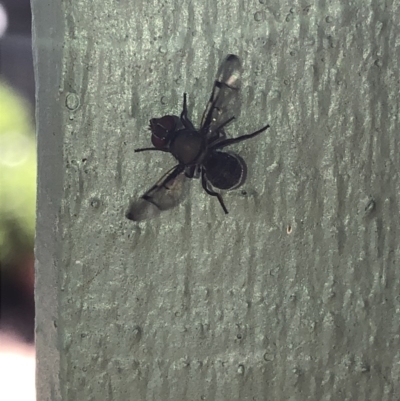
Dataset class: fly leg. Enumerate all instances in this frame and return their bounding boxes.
[134,147,170,153]
[201,169,229,214]
[180,93,195,130]
[211,124,270,150]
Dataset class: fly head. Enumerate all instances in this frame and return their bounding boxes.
[149,115,181,149]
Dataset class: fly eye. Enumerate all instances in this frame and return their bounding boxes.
[157,115,176,131]
[149,115,176,148]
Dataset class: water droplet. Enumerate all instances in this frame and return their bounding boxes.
[263,351,274,362]
[90,197,101,209]
[289,50,297,57]
[289,7,295,13]
[364,198,376,214]
[132,326,142,342]
[160,96,167,105]
[254,11,263,22]
[237,364,245,375]
[360,363,370,373]
[158,45,167,54]
[65,92,80,111]
[259,0,266,4]
[374,59,383,68]
[285,14,291,22]
[283,79,289,85]
[325,16,333,23]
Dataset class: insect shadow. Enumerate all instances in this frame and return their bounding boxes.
[126,54,269,221]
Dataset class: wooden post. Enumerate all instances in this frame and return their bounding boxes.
[33,0,400,399]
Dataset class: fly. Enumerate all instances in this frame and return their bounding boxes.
[126,54,270,221]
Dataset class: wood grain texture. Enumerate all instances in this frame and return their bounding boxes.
[34,0,400,400]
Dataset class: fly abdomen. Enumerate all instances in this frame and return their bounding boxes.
[203,151,247,190]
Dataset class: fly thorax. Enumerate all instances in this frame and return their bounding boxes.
[170,131,204,165]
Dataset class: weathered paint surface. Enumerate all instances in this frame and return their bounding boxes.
[34,0,400,400]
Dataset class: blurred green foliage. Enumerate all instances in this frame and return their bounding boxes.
[0,81,36,268]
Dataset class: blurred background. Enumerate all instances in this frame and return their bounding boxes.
[0,0,36,399]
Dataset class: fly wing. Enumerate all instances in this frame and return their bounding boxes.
[200,54,242,139]
[126,167,188,221]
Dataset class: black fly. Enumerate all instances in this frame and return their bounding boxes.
[126,54,270,221]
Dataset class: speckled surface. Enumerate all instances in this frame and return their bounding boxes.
[34,0,400,400]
